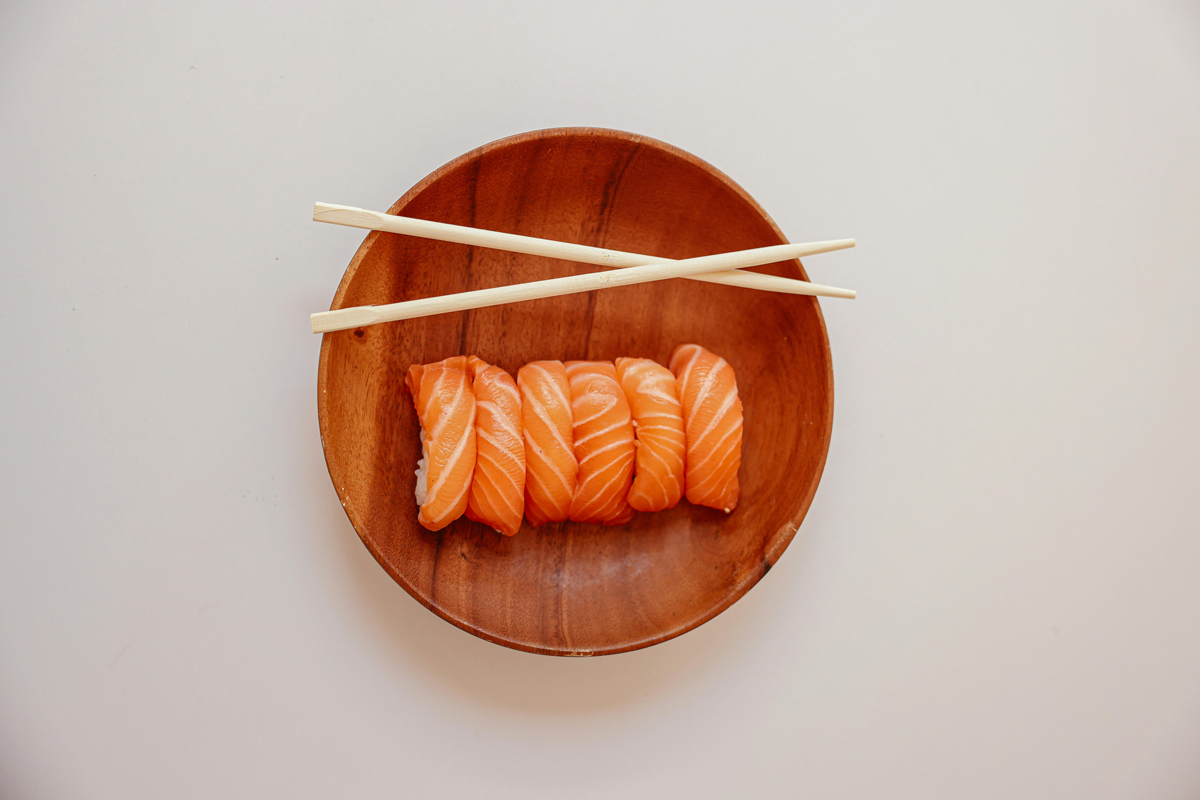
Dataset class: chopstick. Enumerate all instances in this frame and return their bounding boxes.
[314,202,850,296]
[311,238,855,334]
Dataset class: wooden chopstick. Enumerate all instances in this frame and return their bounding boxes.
[314,202,850,296]
[311,238,855,334]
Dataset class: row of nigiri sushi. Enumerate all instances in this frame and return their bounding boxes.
[405,343,743,535]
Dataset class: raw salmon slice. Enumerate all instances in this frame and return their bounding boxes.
[614,357,686,512]
[565,361,636,525]
[464,356,525,537]
[405,356,477,531]
[669,344,743,513]
[517,361,578,526]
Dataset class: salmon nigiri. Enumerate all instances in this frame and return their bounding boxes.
[464,356,525,536]
[405,356,477,531]
[565,361,637,525]
[668,344,743,513]
[517,361,578,526]
[614,357,686,512]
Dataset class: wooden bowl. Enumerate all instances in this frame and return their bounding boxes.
[317,128,833,656]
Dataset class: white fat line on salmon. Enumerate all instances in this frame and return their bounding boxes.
[475,445,523,478]
[477,402,523,442]
[671,346,703,391]
[497,381,521,404]
[590,490,628,522]
[492,476,525,518]
[634,402,683,418]
[632,450,670,499]
[628,364,663,382]
[572,417,627,449]
[576,437,634,468]
[527,363,573,411]
[688,386,739,450]
[475,441,523,479]
[429,471,473,524]
[639,439,685,459]
[427,374,466,444]
[524,468,570,517]
[687,422,743,494]
[476,430,524,466]
[521,386,574,456]
[423,402,475,508]
[523,436,573,494]
[479,373,522,408]
[637,386,680,405]
[572,463,633,517]
[418,366,452,425]
[638,438,679,475]
[570,394,619,428]
[635,423,685,436]
[686,357,728,428]
[472,470,523,518]
[575,453,633,496]
[688,416,743,477]
[491,401,526,439]
[689,453,740,504]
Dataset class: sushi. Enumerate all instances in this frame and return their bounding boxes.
[404,343,746,532]
[464,356,525,537]
[669,344,744,513]
[517,361,578,525]
[565,361,637,525]
[614,357,686,513]
[405,356,478,531]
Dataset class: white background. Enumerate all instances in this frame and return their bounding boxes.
[2,1,1199,797]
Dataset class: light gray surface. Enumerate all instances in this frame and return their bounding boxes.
[2,1,1199,797]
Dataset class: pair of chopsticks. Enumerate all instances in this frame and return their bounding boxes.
[310,202,855,334]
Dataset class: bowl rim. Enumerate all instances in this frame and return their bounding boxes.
[316,126,834,656]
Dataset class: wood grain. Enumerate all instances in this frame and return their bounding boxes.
[316,127,834,656]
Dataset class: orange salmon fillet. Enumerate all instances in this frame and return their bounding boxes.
[464,356,525,537]
[405,356,477,531]
[565,361,637,525]
[517,361,578,526]
[614,357,686,512]
[668,344,743,513]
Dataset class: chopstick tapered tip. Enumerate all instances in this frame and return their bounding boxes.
[311,304,383,334]
[314,202,374,226]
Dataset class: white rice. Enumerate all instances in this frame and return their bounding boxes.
[414,426,429,507]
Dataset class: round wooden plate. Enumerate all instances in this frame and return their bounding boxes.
[317,127,834,656]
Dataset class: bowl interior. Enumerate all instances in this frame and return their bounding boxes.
[318,128,833,655]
